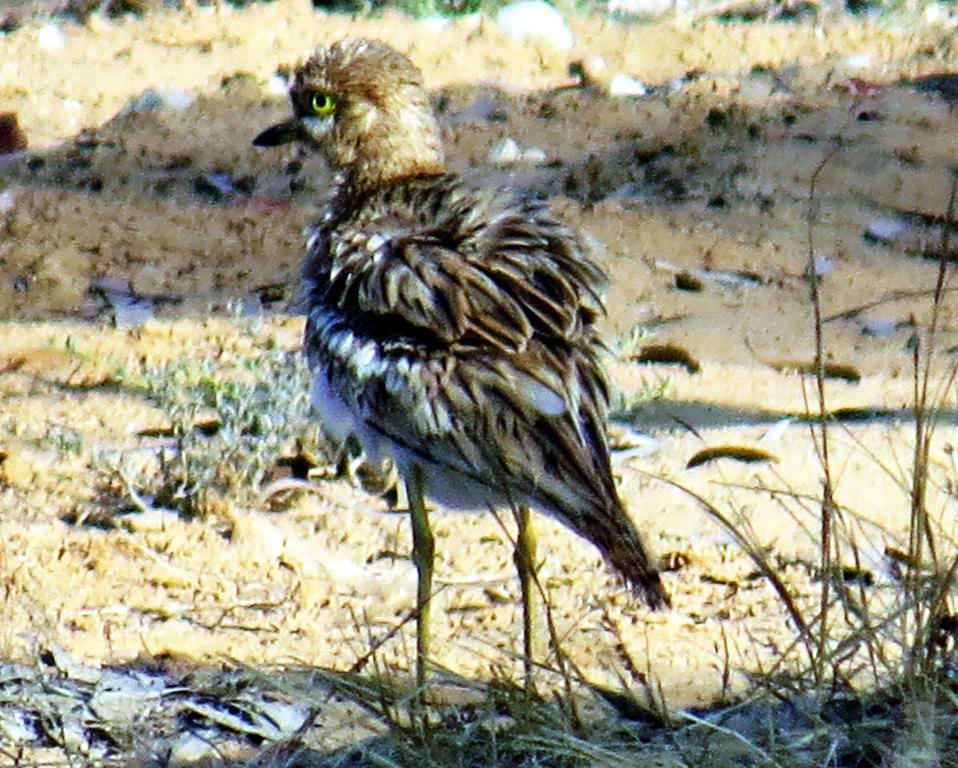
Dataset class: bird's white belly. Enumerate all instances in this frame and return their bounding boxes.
[310,364,392,467]
[312,366,522,512]
[310,369,360,446]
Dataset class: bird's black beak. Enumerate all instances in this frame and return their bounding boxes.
[252,118,303,147]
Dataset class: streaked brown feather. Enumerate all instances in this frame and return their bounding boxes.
[266,38,668,609]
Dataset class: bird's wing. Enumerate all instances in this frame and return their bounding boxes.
[324,195,605,354]
[436,344,618,518]
[316,194,618,517]
[328,233,532,352]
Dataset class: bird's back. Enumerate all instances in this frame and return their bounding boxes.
[303,174,668,608]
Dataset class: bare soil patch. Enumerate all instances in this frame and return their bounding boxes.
[2,2,958,760]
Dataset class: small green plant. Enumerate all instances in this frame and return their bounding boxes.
[613,323,651,359]
[100,334,319,519]
[610,375,672,418]
[45,425,85,457]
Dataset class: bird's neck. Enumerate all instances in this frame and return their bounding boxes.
[337,154,446,200]
[328,166,445,219]
[336,104,446,194]
[341,147,445,195]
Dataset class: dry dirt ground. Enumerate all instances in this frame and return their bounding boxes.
[2,0,958,758]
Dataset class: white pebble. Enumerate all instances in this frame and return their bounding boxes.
[610,182,641,199]
[759,418,793,446]
[125,88,194,113]
[203,172,237,196]
[489,137,521,165]
[267,74,288,95]
[840,53,872,71]
[37,23,65,50]
[585,55,607,74]
[120,509,179,532]
[488,139,549,166]
[110,294,155,329]
[255,699,310,736]
[522,146,547,164]
[812,254,834,276]
[866,217,906,243]
[495,0,574,50]
[606,0,674,13]
[860,317,899,338]
[160,89,193,110]
[0,190,16,213]
[608,74,647,97]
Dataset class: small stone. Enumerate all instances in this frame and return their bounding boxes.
[606,0,674,13]
[608,422,659,456]
[125,88,194,114]
[522,146,547,164]
[610,182,641,199]
[759,418,793,446]
[254,699,309,737]
[840,53,873,72]
[194,172,238,199]
[160,89,193,110]
[812,254,834,276]
[860,317,899,337]
[489,137,521,165]
[865,217,906,243]
[584,55,607,75]
[608,74,647,97]
[126,90,165,113]
[267,74,288,95]
[120,509,181,532]
[495,1,574,50]
[924,3,951,23]
[37,23,65,50]
[50,715,89,753]
[92,280,156,328]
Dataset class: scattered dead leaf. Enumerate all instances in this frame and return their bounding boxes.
[769,359,861,383]
[686,444,777,469]
[632,343,701,374]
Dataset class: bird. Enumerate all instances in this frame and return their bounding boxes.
[253,38,669,691]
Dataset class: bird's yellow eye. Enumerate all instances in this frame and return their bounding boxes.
[310,93,337,116]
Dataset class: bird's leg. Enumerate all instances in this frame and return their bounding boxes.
[407,464,434,694]
[513,504,538,692]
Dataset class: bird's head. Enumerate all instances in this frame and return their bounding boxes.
[254,39,445,190]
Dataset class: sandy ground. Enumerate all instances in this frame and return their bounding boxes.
[2,0,958,743]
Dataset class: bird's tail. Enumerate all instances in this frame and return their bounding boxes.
[575,501,670,610]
